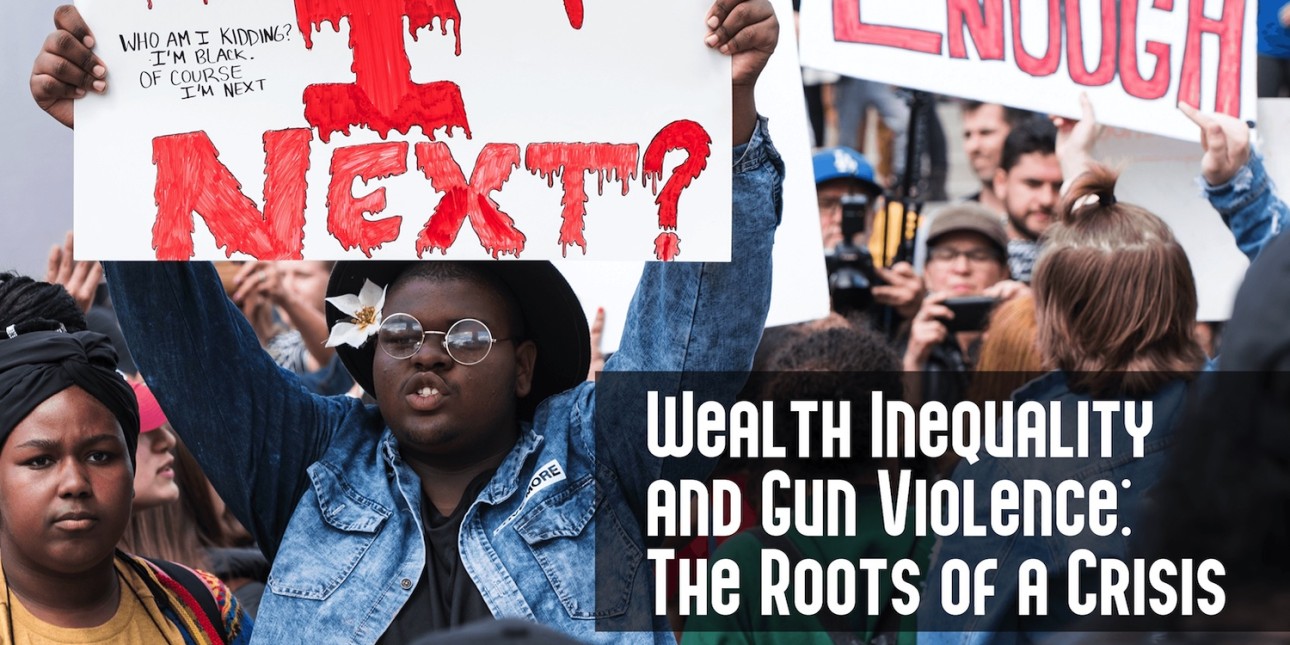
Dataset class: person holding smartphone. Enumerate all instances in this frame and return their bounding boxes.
[902,204,1029,406]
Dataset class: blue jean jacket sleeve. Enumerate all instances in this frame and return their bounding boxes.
[1204,150,1289,262]
[596,116,783,516]
[103,261,363,559]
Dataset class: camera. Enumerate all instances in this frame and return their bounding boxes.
[825,194,880,315]
[940,296,999,333]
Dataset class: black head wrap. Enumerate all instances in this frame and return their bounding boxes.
[0,330,139,465]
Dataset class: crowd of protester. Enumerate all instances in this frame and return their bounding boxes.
[6,0,1290,643]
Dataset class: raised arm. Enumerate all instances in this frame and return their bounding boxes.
[608,0,779,377]
[104,262,362,559]
[1182,104,1290,262]
[1053,98,1289,263]
[1053,93,1103,197]
[1203,151,1288,262]
[232,262,336,370]
[594,0,782,514]
[30,5,106,129]
[35,5,365,557]
[607,121,782,376]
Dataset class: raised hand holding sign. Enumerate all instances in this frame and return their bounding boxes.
[54,0,736,262]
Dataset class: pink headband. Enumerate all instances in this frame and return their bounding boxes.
[131,380,168,433]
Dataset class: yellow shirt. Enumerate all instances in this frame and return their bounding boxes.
[0,558,184,644]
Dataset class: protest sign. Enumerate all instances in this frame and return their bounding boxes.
[1096,126,1247,321]
[74,0,731,261]
[799,0,1256,141]
[561,0,832,352]
[1259,98,1290,201]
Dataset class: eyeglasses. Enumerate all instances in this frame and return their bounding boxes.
[816,195,872,212]
[817,196,845,212]
[377,314,509,364]
[928,246,1001,264]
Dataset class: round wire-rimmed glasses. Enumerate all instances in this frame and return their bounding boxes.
[377,314,508,365]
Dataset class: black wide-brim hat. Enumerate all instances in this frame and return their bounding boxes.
[326,261,590,421]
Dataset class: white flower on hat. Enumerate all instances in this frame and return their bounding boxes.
[325,279,387,349]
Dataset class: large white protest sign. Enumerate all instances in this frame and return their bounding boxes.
[799,0,1256,141]
[562,0,832,352]
[1258,99,1290,201]
[1097,127,1247,321]
[74,1,731,261]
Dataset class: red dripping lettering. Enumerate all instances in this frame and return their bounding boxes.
[414,142,526,258]
[563,0,584,29]
[292,0,583,142]
[524,143,639,256]
[654,233,681,262]
[294,0,470,142]
[642,120,711,262]
[151,128,311,261]
[326,142,408,257]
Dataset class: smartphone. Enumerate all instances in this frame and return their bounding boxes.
[941,296,999,333]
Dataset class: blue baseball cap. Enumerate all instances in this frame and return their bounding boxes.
[813,146,882,195]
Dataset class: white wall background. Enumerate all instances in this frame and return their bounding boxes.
[1,1,75,278]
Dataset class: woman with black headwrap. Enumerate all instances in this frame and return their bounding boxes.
[0,272,252,644]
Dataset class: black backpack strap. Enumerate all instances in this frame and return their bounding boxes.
[146,557,230,644]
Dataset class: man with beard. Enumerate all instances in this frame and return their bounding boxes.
[960,102,1032,213]
[991,118,1062,283]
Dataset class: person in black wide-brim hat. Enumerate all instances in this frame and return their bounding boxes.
[325,261,590,424]
[73,0,786,640]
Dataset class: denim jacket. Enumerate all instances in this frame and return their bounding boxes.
[104,118,783,645]
[1204,149,1288,263]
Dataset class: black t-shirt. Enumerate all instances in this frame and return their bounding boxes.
[376,471,496,644]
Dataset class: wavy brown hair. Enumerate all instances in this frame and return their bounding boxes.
[1032,164,1205,396]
